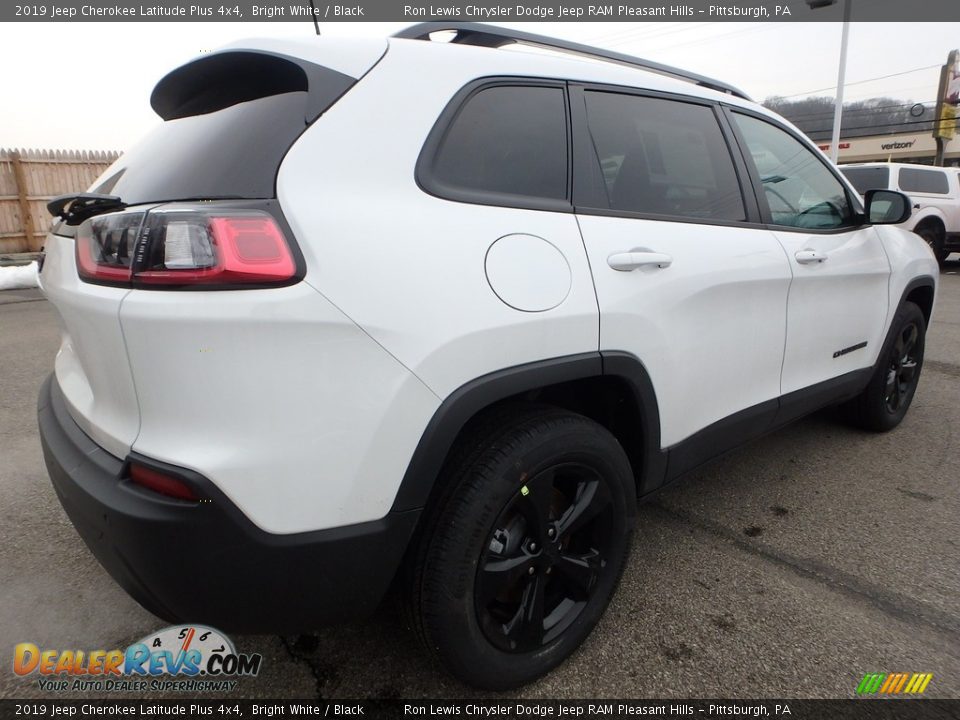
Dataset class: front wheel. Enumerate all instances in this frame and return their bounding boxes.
[845,301,926,432]
[405,408,635,689]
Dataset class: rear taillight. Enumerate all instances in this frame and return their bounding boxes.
[128,462,200,502]
[75,207,297,289]
[75,211,143,283]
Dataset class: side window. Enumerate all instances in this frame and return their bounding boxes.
[899,168,949,195]
[731,112,855,230]
[582,91,745,222]
[840,166,890,194]
[427,85,568,202]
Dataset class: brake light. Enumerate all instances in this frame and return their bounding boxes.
[128,462,199,502]
[74,208,297,288]
[137,213,296,285]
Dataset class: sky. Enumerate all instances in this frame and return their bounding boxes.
[0,20,957,151]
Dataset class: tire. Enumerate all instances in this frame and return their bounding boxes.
[845,301,926,432]
[915,222,948,265]
[405,406,636,689]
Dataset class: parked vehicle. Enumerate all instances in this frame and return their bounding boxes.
[841,161,960,263]
[38,23,938,689]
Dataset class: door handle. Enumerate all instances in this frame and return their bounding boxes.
[607,251,673,271]
[795,249,828,264]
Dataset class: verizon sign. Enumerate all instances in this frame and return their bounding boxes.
[820,133,958,162]
[880,140,917,151]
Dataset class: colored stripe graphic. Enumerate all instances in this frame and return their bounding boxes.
[857,672,933,694]
[856,674,874,694]
[894,673,909,693]
[881,674,899,693]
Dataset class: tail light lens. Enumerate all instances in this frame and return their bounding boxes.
[128,462,200,502]
[75,207,297,289]
[75,212,144,283]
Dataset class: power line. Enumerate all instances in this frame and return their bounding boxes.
[777,65,941,99]
[641,24,770,52]
[590,23,711,47]
[587,23,696,45]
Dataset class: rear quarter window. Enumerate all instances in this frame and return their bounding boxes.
[899,167,950,195]
[418,83,569,208]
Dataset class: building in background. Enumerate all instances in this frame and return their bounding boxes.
[770,49,960,167]
[817,133,960,165]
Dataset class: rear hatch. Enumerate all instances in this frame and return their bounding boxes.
[40,37,387,459]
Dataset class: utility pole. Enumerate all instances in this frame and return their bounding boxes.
[829,0,852,164]
[805,0,851,164]
[933,50,958,167]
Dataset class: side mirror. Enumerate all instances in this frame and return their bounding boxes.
[864,189,912,225]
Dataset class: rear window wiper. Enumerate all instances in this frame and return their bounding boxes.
[47,193,127,226]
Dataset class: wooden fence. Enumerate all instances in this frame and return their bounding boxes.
[0,148,120,255]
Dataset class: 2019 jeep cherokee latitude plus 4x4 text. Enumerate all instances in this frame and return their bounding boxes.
[37,23,938,689]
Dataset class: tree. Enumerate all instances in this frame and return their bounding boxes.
[763,96,935,140]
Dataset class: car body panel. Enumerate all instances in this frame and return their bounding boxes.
[278,40,606,400]
[774,226,892,394]
[39,234,139,459]
[120,281,440,533]
[577,216,791,447]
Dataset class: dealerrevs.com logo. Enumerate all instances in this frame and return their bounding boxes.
[13,625,262,693]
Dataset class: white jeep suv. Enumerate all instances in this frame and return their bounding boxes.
[38,23,938,689]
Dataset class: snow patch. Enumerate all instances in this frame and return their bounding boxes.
[0,262,40,291]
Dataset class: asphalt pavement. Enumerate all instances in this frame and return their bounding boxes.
[1,265,958,700]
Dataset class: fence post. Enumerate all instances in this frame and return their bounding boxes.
[10,150,39,252]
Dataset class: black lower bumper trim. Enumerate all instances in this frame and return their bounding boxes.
[37,374,420,633]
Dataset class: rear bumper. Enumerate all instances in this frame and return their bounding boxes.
[37,374,420,633]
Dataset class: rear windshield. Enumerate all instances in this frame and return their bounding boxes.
[840,167,890,194]
[93,93,309,203]
[91,55,354,205]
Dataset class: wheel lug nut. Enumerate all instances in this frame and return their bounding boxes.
[529,542,538,552]
[528,567,535,575]
[547,528,556,538]
[545,567,552,575]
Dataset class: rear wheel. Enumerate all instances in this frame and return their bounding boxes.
[845,301,926,432]
[915,222,948,264]
[405,408,635,689]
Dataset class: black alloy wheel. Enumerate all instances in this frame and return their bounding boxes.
[404,406,634,689]
[475,462,614,653]
[885,321,921,415]
[844,301,926,432]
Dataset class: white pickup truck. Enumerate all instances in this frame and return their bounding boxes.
[841,162,959,264]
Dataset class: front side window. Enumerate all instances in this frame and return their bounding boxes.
[426,85,568,202]
[582,91,745,221]
[732,112,855,230]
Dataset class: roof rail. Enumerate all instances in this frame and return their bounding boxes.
[392,22,751,101]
